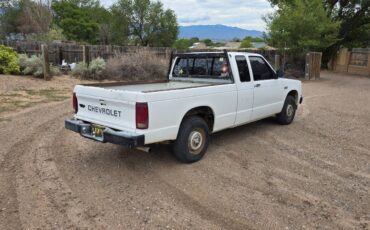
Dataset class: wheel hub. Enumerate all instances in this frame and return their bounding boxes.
[188,129,204,155]
[287,104,294,117]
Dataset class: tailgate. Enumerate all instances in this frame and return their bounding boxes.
[74,85,137,131]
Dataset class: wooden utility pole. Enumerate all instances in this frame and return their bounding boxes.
[274,54,281,70]
[82,45,90,65]
[41,44,50,81]
[57,46,63,65]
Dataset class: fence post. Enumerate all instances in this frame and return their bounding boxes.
[274,54,280,70]
[57,46,63,65]
[83,45,90,65]
[316,52,322,79]
[368,53,370,77]
[41,44,50,81]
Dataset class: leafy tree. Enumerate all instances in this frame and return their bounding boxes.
[244,36,264,42]
[202,39,214,47]
[92,6,114,44]
[0,0,53,39]
[52,0,101,43]
[173,39,192,50]
[110,0,131,45]
[323,0,370,62]
[265,0,339,53]
[111,0,178,46]
[267,0,370,63]
[173,37,208,50]
[44,26,66,41]
[240,38,252,48]
[0,0,22,38]
[189,37,199,43]
[17,0,52,35]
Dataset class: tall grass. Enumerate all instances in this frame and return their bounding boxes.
[103,50,168,81]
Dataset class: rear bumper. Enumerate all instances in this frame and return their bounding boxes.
[65,119,145,148]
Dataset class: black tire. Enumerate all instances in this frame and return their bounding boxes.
[276,95,297,125]
[173,116,210,163]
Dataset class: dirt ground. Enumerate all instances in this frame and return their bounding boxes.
[0,72,369,230]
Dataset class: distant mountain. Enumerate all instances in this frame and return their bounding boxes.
[179,25,263,41]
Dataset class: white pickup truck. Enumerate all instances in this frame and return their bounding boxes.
[65,51,302,163]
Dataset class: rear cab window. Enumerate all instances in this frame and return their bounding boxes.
[172,53,233,82]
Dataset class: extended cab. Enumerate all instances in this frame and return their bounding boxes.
[65,51,303,163]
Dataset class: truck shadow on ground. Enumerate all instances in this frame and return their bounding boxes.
[74,116,286,178]
[109,116,281,166]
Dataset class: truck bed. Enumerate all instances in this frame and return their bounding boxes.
[102,81,214,93]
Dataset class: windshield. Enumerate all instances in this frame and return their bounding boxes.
[172,55,232,81]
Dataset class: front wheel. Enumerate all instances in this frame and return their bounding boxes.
[276,95,297,125]
[173,116,210,163]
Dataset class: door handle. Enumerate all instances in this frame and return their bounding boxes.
[254,83,261,88]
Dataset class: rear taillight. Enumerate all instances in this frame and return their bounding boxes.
[136,102,148,129]
[72,93,78,113]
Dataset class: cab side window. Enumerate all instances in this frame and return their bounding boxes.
[235,55,250,82]
[249,56,275,81]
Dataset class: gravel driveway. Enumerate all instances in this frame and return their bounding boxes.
[0,71,369,229]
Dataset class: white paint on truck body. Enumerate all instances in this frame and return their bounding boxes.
[74,52,302,145]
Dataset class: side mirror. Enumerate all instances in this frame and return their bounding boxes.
[276,69,284,78]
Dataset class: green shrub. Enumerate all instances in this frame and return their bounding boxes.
[18,54,29,71]
[0,45,20,74]
[89,57,105,80]
[72,57,106,80]
[21,55,43,77]
[71,62,88,78]
[18,54,61,78]
[50,66,61,76]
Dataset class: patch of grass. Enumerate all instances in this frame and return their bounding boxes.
[0,93,23,97]
[25,89,38,96]
[38,89,69,101]
[0,117,11,122]
[0,88,69,114]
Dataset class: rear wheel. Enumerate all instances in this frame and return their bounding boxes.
[173,116,210,163]
[276,95,297,125]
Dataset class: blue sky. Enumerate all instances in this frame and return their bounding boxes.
[100,0,274,31]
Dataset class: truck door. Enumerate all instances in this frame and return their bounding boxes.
[249,56,284,120]
[234,55,254,125]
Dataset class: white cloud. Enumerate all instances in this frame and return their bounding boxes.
[101,0,273,31]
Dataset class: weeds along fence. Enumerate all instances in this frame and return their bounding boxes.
[1,40,278,65]
[0,40,172,66]
[2,40,317,78]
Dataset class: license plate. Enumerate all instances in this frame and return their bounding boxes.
[91,124,105,137]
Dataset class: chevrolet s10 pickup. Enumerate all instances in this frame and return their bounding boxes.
[65,51,303,163]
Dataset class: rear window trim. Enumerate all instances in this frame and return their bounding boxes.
[171,54,234,82]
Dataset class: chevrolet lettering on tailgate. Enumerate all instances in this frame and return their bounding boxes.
[87,105,122,117]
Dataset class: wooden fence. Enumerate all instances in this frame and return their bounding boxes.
[1,40,278,65]
[3,40,323,80]
[330,48,370,77]
[0,40,172,65]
